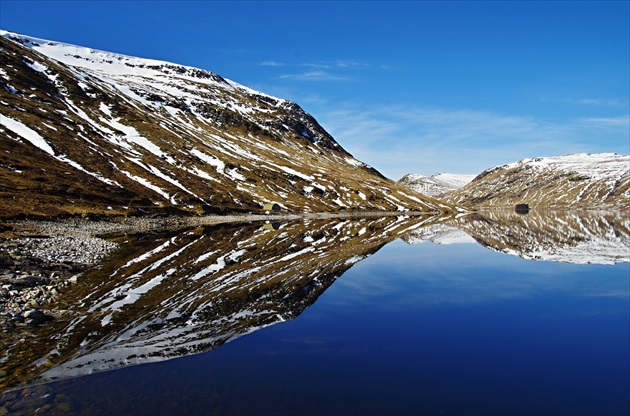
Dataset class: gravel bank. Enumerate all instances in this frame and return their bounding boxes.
[0,217,136,330]
[0,235,118,329]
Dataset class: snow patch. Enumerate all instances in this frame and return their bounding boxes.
[1,115,55,155]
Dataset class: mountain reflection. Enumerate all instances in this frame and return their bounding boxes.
[403,210,630,264]
[1,215,447,391]
[448,210,629,264]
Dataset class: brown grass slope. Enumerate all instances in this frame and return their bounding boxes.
[0,34,454,218]
[443,155,630,210]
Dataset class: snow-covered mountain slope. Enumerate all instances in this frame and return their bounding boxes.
[444,153,629,209]
[452,210,629,265]
[2,215,447,389]
[0,31,454,218]
[398,173,476,197]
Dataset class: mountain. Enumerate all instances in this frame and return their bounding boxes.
[0,31,453,218]
[443,153,630,209]
[398,173,476,197]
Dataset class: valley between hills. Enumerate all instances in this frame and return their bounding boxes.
[1,30,629,221]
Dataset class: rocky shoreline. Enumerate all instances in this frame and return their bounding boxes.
[0,235,118,329]
[0,217,161,331]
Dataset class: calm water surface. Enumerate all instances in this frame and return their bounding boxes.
[2,212,629,415]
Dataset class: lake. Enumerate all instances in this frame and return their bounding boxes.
[1,210,629,415]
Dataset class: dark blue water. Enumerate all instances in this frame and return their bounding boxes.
[10,239,630,415]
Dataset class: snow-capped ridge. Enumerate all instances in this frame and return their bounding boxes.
[0,29,288,107]
[2,31,227,83]
[501,153,628,180]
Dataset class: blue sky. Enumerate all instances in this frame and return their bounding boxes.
[1,1,628,179]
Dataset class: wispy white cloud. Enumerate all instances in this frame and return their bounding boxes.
[544,97,629,107]
[260,60,284,67]
[267,60,372,69]
[259,59,383,81]
[571,98,625,106]
[328,60,370,69]
[279,70,348,81]
[303,63,333,69]
[315,104,630,179]
[578,115,630,127]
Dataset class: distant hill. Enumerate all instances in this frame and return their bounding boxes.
[398,173,476,197]
[443,153,629,209]
[0,30,453,218]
